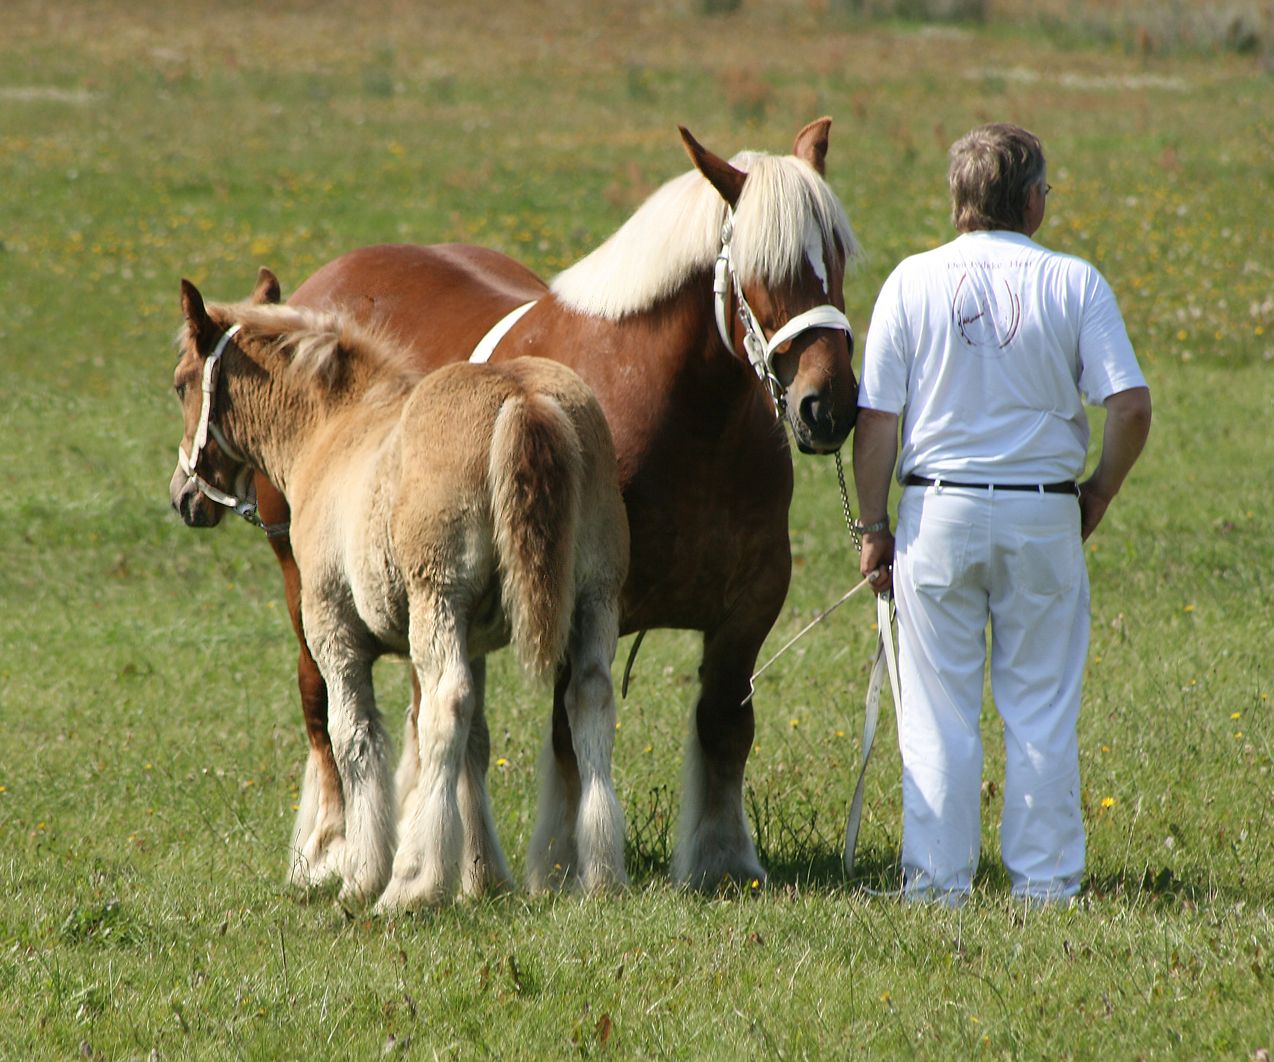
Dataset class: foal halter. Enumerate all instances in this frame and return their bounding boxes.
[176,324,288,537]
[713,209,855,416]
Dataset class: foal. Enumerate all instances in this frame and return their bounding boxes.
[169,279,628,909]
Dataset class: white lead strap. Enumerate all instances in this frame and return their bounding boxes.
[844,589,901,876]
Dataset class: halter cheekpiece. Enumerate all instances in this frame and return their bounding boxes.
[177,323,289,537]
[713,208,855,415]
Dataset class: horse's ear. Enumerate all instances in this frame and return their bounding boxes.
[792,117,832,175]
[180,279,216,342]
[679,125,746,209]
[251,267,281,305]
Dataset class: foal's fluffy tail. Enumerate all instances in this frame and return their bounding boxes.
[489,393,582,680]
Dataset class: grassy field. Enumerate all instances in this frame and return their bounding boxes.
[1,1,1271,1057]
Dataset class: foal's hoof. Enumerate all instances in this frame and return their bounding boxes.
[288,838,346,890]
[374,860,458,912]
[578,869,630,896]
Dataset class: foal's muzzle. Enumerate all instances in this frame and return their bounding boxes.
[170,464,224,528]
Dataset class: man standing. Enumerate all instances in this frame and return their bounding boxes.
[853,124,1152,905]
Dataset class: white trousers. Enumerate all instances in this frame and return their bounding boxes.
[893,484,1089,903]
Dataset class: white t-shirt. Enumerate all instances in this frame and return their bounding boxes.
[859,230,1147,484]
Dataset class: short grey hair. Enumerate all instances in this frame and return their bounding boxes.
[948,124,1047,233]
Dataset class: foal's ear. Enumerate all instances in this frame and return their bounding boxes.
[180,279,215,342]
[251,267,282,305]
[792,117,832,175]
[679,125,746,209]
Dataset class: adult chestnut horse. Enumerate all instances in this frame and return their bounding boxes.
[252,120,861,889]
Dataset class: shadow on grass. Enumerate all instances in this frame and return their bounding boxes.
[1082,865,1274,911]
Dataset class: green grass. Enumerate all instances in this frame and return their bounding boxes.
[1,1,1271,1057]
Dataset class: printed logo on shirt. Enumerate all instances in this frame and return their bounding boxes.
[952,272,1021,353]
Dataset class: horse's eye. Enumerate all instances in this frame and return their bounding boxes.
[175,382,187,400]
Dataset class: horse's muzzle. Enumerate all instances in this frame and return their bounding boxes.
[790,386,858,455]
[170,467,223,528]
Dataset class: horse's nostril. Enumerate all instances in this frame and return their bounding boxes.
[799,392,820,427]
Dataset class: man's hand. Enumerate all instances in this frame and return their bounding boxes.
[852,408,901,596]
[1077,483,1111,541]
[860,530,895,595]
[1079,386,1152,541]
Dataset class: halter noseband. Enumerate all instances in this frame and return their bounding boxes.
[177,323,289,537]
[713,209,855,415]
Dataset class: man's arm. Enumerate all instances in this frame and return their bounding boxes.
[1079,385,1152,541]
[852,408,900,594]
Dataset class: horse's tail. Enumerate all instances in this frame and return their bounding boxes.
[488,391,583,681]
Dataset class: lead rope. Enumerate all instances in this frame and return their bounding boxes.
[834,449,861,553]
[833,447,902,878]
[843,589,899,876]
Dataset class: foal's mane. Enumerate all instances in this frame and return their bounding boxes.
[550,150,861,321]
[199,301,423,400]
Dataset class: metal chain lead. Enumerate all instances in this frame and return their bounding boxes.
[834,448,861,553]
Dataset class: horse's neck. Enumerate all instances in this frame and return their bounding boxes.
[550,270,741,384]
[220,352,334,495]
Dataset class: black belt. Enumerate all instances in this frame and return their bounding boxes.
[905,474,1078,495]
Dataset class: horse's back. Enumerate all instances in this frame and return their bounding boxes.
[392,357,625,673]
[290,244,547,366]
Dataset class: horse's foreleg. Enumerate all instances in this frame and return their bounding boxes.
[456,657,513,897]
[289,652,347,889]
[260,485,348,891]
[312,643,394,904]
[562,596,627,893]
[526,663,582,893]
[673,622,772,890]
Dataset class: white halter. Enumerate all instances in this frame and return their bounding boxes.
[713,209,854,413]
[176,324,285,535]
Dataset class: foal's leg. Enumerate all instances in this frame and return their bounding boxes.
[379,603,503,910]
[393,665,506,896]
[260,496,347,890]
[527,665,582,893]
[393,671,422,825]
[456,657,514,896]
[289,655,347,888]
[672,619,773,889]
[562,595,627,892]
[312,643,395,904]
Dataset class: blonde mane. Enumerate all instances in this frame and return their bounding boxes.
[550,150,861,320]
[197,301,423,400]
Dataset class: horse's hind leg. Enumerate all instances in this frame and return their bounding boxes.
[393,664,507,897]
[527,665,582,892]
[393,672,422,825]
[379,603,503,910]
[673,617,774,890]
[532,590,626,891]
[389,662,504,896]
[456,657,513,897]
[564,595,627,892]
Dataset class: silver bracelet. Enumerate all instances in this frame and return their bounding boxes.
[854,517,891,535]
